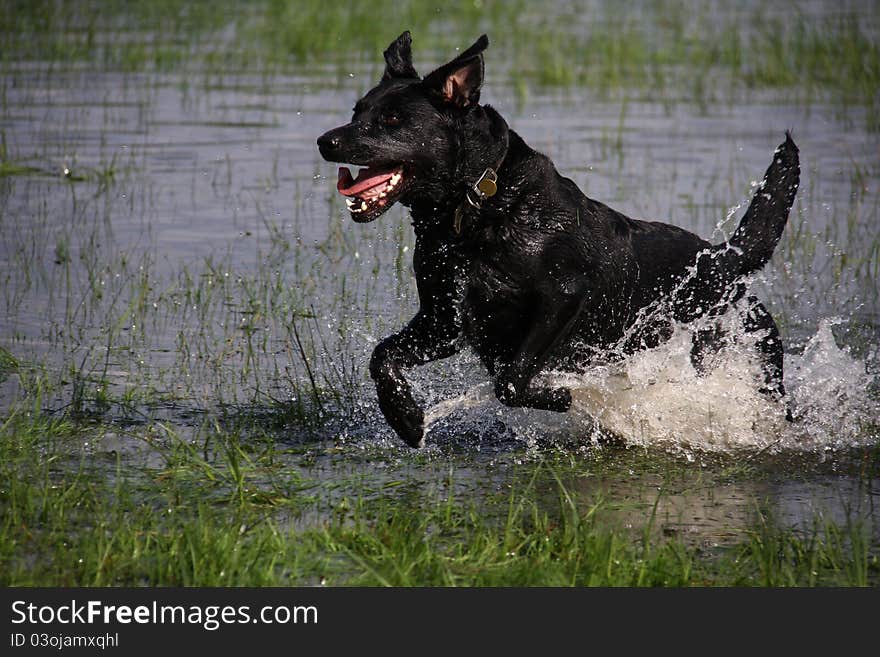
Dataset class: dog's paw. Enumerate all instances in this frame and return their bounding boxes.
[377,388,425,447]
[389,405,425,448]
[494,375,572,412]
[552,386,573,412]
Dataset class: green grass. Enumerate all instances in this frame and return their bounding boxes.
[0,160,52,179]
[1,411,877,586]
[0,347,18,383]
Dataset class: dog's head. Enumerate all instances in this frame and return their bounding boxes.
[317,32,491,223]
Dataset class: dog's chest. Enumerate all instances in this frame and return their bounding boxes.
[460,236,538,361]
[466,227,537,301]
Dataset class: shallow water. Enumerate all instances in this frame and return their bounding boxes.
[1,3,878,545]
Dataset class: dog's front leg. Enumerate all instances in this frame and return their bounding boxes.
[494,294,586,412]
[369,311,460,447]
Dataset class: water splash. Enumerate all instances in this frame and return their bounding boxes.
[563,327,788,453]
[785,319,879,451]
[422,317,879,455]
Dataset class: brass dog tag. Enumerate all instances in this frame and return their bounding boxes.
[476,168,498,198]
[455,167,499,234]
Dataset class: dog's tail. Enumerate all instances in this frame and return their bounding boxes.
[724,131,800,276]
[674,133,799,321]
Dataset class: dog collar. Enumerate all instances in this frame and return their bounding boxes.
[453,167,499,235]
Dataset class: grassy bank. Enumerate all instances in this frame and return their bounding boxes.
[1,411,877,586]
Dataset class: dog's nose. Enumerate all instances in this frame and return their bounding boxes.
[317,130,342,160]
[317,132,340,150]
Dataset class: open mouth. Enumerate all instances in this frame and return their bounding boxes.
[337,164,408,223]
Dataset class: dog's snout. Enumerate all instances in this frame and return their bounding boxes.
[317,132,340,150]
[317,129,344,161]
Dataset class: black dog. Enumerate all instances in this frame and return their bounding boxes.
[318,32,799,447]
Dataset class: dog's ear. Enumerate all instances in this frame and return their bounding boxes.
[422,34,488,108]
[383,31,419,80]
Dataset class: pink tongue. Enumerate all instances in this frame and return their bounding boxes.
[337,166,396,197]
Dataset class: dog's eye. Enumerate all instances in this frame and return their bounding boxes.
[381,113,402,127]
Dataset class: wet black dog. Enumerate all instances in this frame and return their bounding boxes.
[318,32,799,447]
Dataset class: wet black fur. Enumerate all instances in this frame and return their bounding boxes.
[318,32,800,447]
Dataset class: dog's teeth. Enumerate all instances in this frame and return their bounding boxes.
[389,172,401,186]
[345,198,355,209]
[361,201,367,211]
